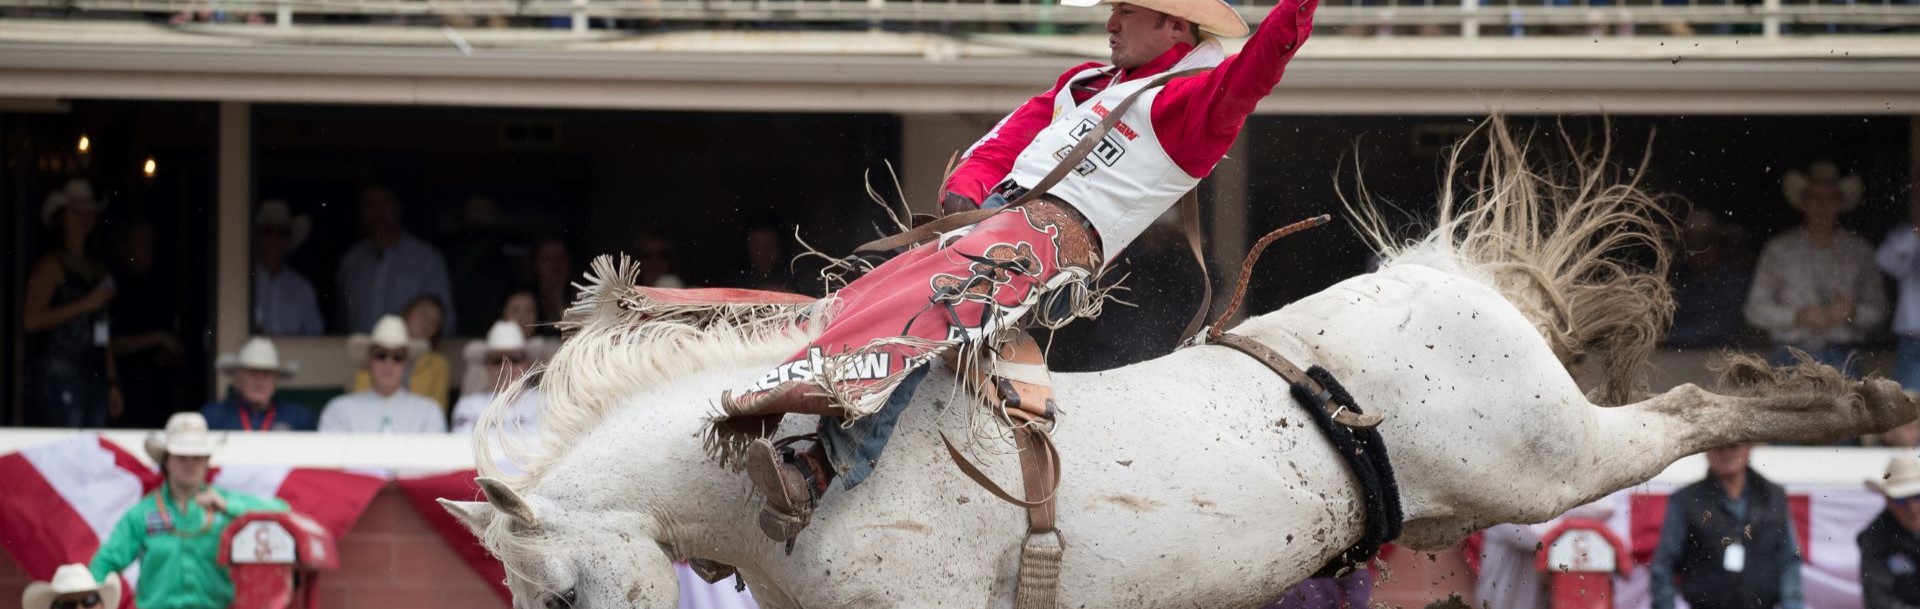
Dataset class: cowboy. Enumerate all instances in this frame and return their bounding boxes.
[1860,455,1920,609]
[252,199,324,335]
[319,315,446,433]
[1744,160,1887,375]
[728,0,1321,542]
[452,320,543,435]
[201,337,317,431]
[22,564,120,609]
[90,412,289,609]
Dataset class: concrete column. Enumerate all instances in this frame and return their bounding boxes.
[214,101,250,394]
[1208,135,1249,320]
[899,113,992,216]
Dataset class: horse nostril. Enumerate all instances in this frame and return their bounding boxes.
[546,589,578,609]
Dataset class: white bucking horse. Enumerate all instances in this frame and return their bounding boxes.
[442,119,1916,609]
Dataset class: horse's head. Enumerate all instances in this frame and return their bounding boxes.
[440,478,680,609]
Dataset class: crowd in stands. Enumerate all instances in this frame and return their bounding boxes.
[15,157,1920,609]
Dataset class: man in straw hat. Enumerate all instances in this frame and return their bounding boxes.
[252,199,324,336]
[90,412,288,609]
[452,320,543,436]
[319,314,446,433]
[1745,160,1886,375]
[1861,455,1920,609]
[202,337,317,431]
[725,0,1321,542]
[22,564,120,609]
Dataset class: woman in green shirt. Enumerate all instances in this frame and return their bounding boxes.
[89,412,288,609]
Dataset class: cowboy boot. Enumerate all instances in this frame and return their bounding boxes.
[745,438,835,543]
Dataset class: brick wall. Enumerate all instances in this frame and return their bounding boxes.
[3,488,1472,609]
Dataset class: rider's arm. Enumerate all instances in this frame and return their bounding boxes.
[939,63,1101,211]
[1150,0,1319,178]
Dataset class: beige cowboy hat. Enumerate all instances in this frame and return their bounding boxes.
[40,179,107,226]
[346,315,428,366]
[22,564,121,609]
[1870,455,1920,499]
[1060,0,1249,38]
[255,199,312,252]
[464,320,528,363]
[1782,160,1864,213]
[143,412,217,463]
[216,337,300,379]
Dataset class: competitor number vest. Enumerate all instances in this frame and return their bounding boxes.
[1006,65,1206,264]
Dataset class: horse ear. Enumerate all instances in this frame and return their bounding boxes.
[476,477,541,529]
[438,498,496,535]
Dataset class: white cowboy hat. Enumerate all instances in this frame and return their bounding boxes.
[346,315,427,366]
[22,564,121,609]
[143,412,217,463]
[1870,455,1920,499]
[1060,0,1249,38]
[464,320,531,369]
[216,337,300,378]
[1782,160,1864,213]
[40,179,107,226]
[255,199,312,252]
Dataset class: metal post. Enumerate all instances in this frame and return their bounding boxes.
[1461,0,1479,39]
[572,0,588,34]
[1763,0,1780,38]
[276,0,291,27]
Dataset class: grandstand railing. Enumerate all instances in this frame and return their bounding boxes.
[2,0,1918,38]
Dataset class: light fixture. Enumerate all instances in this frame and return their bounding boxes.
[142,157,156,178]
[77,135,90,153]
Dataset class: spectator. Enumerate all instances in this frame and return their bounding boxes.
[109,216,187,429]
[530,238,572,335]
[321,315,446,433]
[202,337,316,431]
[1667,211,1758,348]
[351,295,451,411]
[22,179,121,428]
[251,199,324,335]
[1877,177,1920,390]
[636,233,685,288]
[452,320,543,435]
[1744,160,1886,373]
[1860,455,1920,609]
[1650,444,1803,609]
[91,413,289,609]
[1473,524,1547,609]
[335,185,455,334]
[460,290,556,391]
[22,563,119,609]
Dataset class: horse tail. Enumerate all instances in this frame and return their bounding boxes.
[1346,115,1677,405]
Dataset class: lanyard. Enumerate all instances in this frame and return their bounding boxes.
[238,407,275,432]
[154,490,215,537]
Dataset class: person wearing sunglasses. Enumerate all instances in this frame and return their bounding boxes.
[23,564,118,609]
[88,413,289,609]
[451,320,543,436]
[319,315,447,433]
[1860,455,1920,609]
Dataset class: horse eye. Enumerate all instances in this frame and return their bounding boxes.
[545,588,578,609]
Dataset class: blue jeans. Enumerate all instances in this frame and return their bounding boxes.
[1769,343,1859,378]
[819,367,930,489]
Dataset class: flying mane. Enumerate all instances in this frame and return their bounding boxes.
[474,256,826,488]
[1344,116,1676,404]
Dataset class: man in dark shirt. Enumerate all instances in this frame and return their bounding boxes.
[1862,455,1920,609]
[200,337,316,432]
[1650,444,1804,609]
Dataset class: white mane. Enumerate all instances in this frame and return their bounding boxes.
[475,255,824,488]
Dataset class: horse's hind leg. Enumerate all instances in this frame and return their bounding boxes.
[1580,366,1914,503]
